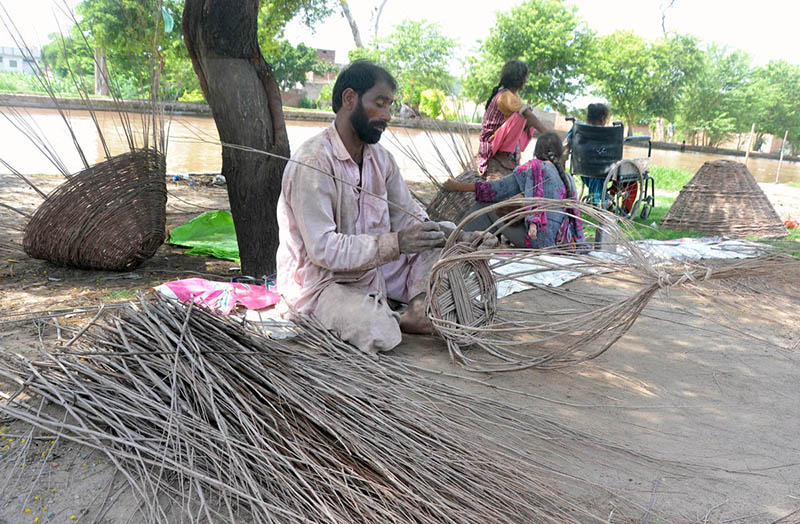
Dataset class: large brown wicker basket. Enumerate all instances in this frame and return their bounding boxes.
[425,170,481,224]
[23,149,167,271]
[661,160,787,238]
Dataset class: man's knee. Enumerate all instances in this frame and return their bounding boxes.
[315,284,402,354]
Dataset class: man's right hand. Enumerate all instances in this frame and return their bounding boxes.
[398,221,446,254]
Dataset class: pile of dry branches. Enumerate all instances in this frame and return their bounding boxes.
[0,295,637,523]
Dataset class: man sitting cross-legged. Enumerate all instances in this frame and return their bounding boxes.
[276,60,493,353]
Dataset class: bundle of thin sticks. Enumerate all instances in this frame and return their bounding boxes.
[427,198,797,372]
[0,295,639,523]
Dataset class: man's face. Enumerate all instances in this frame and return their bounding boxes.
[349,81,394,144]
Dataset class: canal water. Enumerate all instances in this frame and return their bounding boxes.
[1,107,798,185]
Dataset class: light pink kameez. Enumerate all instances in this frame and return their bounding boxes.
[276,124,440,353]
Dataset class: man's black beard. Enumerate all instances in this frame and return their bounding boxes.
[350,98,386,144]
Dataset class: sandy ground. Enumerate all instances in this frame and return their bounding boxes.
[1,174,800,523]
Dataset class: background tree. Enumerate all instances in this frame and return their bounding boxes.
[462,0,595,111]
[256,0,334,58]
[747,60,800,153]
[590,31,701,135]
[267,40,336,90]
[676,45,753,147]
[350,19,455,107]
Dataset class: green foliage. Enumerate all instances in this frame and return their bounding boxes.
[350,19,456,105]
[265,40,335,90]
[418,88,444,118]
[462,0,595,111]
[0,71,85,95]
[747,61,800,147]
[178,88,205,103]
[649,165,693,192]
[298,95,314,109]
[676,45,753,146]
[591,31,701,133]
[257,0,335,58]
[316,82,333,108]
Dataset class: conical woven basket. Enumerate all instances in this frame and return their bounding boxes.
[661,160,787,238]
[425,170,481,223]
[23,149,167,271]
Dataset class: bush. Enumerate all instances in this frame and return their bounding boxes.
[316,83,333,109]
[419,88,445,119]
[298,96,314,109]
[178,88,206,103]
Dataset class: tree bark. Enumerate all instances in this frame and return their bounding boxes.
[183,0,290,277]
[339,0,364,48]
[94,47,110,96]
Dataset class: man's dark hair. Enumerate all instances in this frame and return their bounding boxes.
[485,59,529,109]
[586,103,610,126]
[331,60,397,113]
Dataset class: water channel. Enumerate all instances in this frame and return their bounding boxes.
[1,107,798,185]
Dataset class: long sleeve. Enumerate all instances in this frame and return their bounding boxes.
[474,173,525,204]
[284,157,399,273]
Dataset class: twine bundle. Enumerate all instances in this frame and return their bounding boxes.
[427,198,794,372]
[0,295,632,523]
[23,149,167,271]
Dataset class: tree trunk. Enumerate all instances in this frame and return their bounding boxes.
[371,0,389,44]
[625,115,634,137]
[183,0,290,277]
[94,47,110,96]
[339,0,364,48]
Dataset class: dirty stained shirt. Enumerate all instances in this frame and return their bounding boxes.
[276,124,431,316]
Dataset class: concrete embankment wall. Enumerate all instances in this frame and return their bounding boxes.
[0,93,483,134]
[1,93,797,163]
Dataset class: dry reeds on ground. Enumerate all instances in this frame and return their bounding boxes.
[0,294,644,523]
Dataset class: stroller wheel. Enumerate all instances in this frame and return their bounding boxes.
[640,203,651,220]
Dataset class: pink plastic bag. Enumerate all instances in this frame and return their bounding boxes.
[154,278,280,315]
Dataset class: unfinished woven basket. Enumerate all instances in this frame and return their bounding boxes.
[661,160,787,238]
[427,241,497,348]
[23,149,167,271]
[425,170,481,223]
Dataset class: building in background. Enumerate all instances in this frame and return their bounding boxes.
[0,46,40,74]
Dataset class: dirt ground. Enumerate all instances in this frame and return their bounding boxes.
[1,174,800,523]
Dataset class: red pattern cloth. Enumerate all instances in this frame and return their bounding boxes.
[478,90,509,175]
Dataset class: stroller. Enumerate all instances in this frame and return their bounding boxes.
[565,118,656,220]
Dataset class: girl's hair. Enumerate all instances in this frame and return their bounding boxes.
[534,131,573,199]
[484,59,529,109]
[586,103,610,126]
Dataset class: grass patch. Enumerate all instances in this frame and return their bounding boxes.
[103,289,136,300]
[786,181,800,189]
[649,165,693,192]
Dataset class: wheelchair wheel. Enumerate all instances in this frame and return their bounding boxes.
[600,161,644,219]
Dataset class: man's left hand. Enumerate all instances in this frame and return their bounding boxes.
[459,231,498,249]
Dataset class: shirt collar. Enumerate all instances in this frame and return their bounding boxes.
[327,121,373,164]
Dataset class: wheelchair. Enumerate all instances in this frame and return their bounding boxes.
[565,118,656,220]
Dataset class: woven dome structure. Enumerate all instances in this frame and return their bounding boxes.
[23,149,167,271]
[661,160,787,238]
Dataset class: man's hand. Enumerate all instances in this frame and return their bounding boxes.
[398,221,446,253]
[460,231,499,249]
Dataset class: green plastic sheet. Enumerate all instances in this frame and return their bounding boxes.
[167,210,240,263]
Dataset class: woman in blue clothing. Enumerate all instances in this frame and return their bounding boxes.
[443,132,583,249]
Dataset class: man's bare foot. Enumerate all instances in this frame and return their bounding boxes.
[399,293,434,335]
